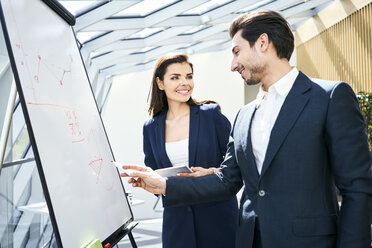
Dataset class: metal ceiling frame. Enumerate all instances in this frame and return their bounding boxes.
[57,0,336,79]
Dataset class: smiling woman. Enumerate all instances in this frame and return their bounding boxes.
[148,53,194,117]
[140,53,238,248]
[156,62,195,111]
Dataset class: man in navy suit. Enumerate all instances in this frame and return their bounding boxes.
[122,10,371,248]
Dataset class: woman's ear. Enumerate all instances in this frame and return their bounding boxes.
[156,77,164,90]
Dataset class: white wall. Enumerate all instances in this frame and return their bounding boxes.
[190,49,245,123]
[102,49,249,220]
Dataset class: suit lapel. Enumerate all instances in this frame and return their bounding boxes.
[236,103,261,180]
[240,104,256,155]
[260,72,311,178]
[245,106,260,180]
[188,105,199,167]
[154,109,172,168]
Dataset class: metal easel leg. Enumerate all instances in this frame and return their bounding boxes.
[0,82,17,175]
[128,231,137,248]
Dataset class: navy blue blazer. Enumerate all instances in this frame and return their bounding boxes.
[163,72,372,248]
[143,103,238,248]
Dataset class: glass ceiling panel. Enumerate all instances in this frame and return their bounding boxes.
[180,25,210,35]
[91,51,112,60]
[58,1,105,16]
[127,28,165,39]
[280,1,305,12]
[139,46,157,53]
[136,59,156,66]
[179,42,199,49]
[76,31,107,44]
[131,46,158,54]
[112,0,178,17]
[237,0,276,13]
[183,0,232,15]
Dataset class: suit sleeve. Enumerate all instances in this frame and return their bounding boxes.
[143,124,157,170]
[325,82,372,248]
[212,106,232,158]
[163,110,243,207]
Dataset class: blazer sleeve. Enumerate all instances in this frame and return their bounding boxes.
[143,123,157,170]
[163,110,243,207]
[212,105,232,158]
[325,82,372,248]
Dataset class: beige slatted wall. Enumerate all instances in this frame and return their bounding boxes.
[296,2,372,93]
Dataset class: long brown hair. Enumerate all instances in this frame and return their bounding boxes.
[148,53,217,117]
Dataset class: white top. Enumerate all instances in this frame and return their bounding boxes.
[251,68,299,174]
[165,138,189,167]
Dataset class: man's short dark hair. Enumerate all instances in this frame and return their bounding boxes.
[229,10,294,60]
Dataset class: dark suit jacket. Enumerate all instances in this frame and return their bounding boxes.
[163,72,372,248]
[143,103,238,248]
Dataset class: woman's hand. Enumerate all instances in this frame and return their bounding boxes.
[120,165,166,195]
[177,167,219,177]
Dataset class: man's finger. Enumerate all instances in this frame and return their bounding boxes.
[177,172,193,177]
[128,178,137,184]
[127,170,149,178]
[122,164,147,171]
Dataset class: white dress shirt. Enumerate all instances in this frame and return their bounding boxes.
[251,68,299,174]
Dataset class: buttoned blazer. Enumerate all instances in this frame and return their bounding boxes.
[164,72,372,248]
[143,103,238,248]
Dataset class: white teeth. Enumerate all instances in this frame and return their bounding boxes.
[177,90,188,93]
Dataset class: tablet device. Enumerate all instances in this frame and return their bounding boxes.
[155,166,192,178]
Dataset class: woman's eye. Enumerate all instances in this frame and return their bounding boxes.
[171,76,178,80]
[187,75,193,80]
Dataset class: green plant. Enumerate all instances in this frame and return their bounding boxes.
[357,91,372,152]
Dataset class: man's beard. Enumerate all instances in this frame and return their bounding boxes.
[244,63,265,86]
[245,77,261,86]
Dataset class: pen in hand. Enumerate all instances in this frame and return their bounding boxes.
[110,161,137,179]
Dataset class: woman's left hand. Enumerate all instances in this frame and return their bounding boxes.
[177,167,218,177]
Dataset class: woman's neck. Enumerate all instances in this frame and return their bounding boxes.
[167,101,190,120]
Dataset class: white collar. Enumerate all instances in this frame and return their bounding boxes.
[271,67,299,97]
[255,67,298,108]
[256,67,299,99]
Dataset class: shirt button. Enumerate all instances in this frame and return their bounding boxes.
[258,190,265,197]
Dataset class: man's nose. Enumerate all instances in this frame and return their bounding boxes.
[231,58,238,72]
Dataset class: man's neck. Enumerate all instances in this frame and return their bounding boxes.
[261,59,292,91]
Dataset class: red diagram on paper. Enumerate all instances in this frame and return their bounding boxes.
[33,54,73,86]
[88,158,103,184]
[8,0,116,191]
[86,129,115,191]
[64,110,84,143]
[15,42,74,103]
